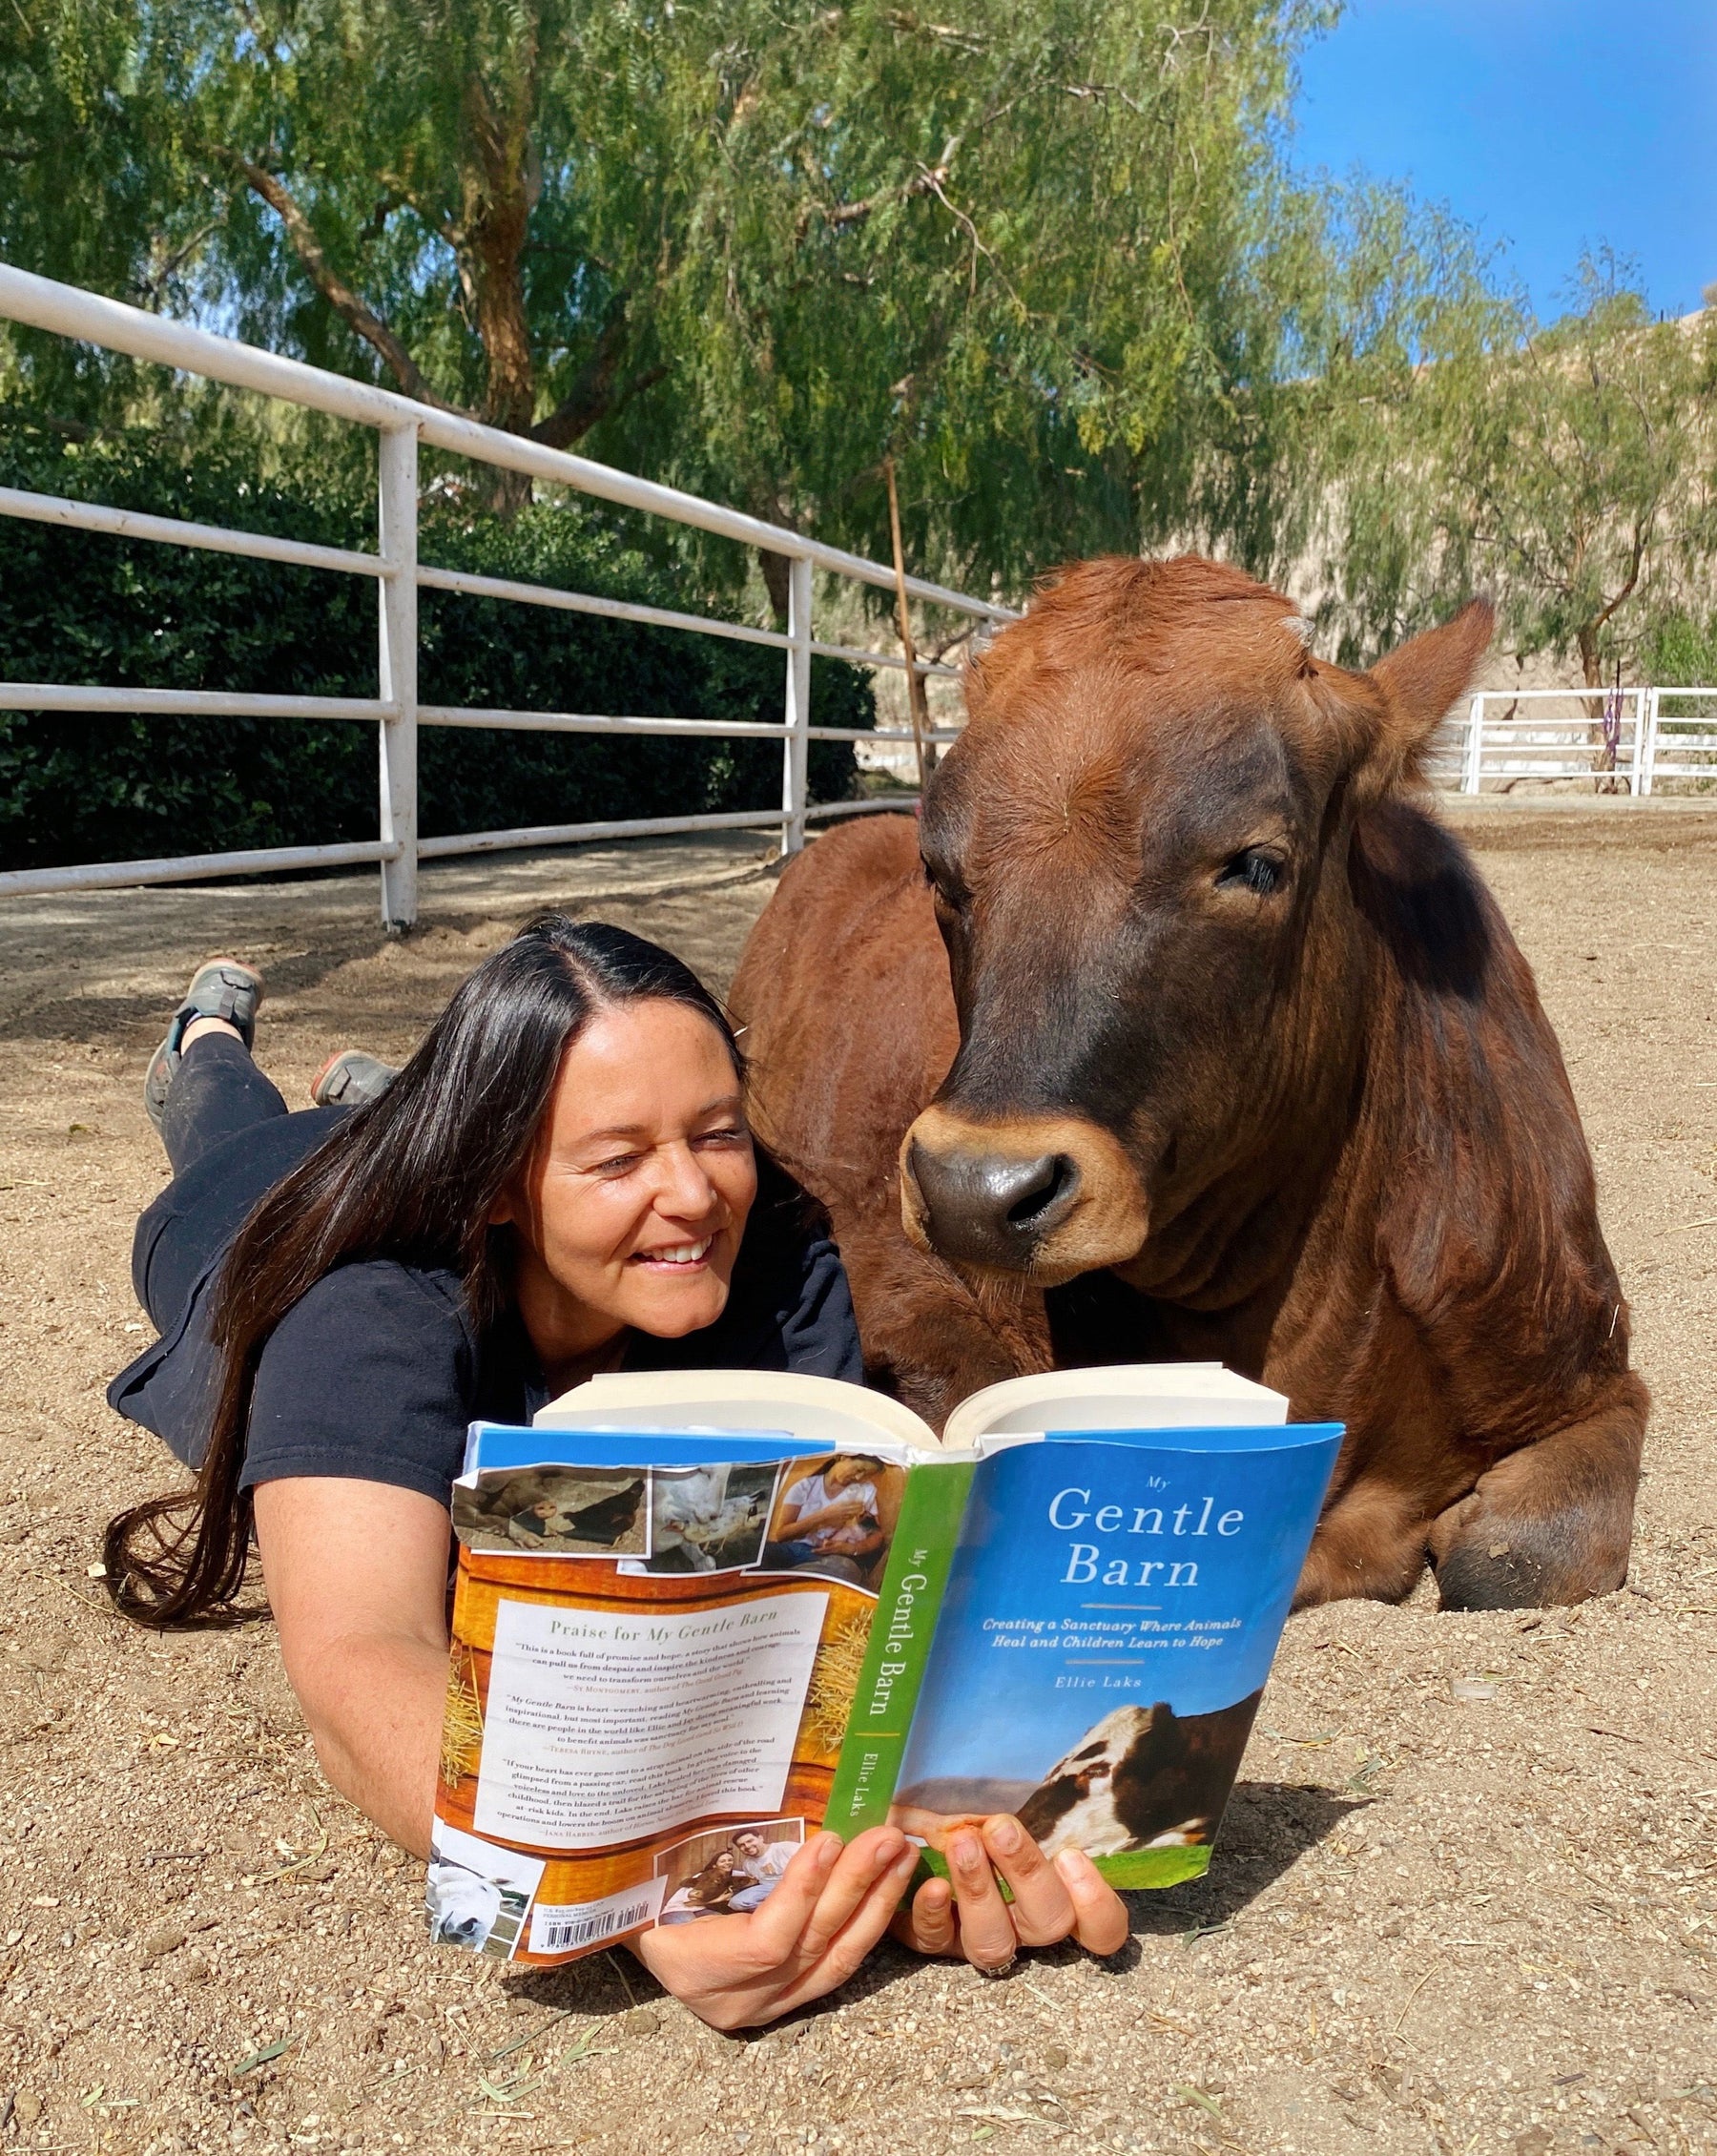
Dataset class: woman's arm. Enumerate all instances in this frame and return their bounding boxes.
[252,1476,452,1858]
[780,1495,867,1538]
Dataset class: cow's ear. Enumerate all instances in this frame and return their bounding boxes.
[1362,599,1495,787]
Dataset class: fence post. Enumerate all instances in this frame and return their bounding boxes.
[1639,686,1659,798]
[1461,693,1484,794]
[377,424,420,930]
[781,553,813,855]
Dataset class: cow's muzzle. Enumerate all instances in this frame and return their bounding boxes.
[900,1104,1148,1281]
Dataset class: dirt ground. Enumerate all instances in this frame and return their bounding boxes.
[0,806,1713,2156]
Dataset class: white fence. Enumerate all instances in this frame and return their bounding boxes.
[0,263,1012,926]
[1425,687,1717,796]
[4,266,1712,911]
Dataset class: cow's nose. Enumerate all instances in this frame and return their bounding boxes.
[907,1141,1082,1267]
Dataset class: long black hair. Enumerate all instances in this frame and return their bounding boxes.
[104,916,744,1627]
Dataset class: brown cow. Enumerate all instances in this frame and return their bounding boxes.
[730,555,1646,1610]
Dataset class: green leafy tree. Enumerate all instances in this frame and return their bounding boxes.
[1438,263,1716,686]
[599,0,1338,610]
[1,0,1346,601]
[1306,252,1717,681]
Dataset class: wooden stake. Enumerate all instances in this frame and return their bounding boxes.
[884,455,933,789]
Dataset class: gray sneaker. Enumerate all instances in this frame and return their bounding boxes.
[310,1048,400,1109]
[144,959,265,1132]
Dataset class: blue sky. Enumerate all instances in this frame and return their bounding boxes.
[1289,0,1717,321]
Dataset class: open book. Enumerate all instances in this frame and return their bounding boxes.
[427,1367,1342,1964]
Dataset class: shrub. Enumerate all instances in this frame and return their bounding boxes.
[1640,609,1717,690]
[0,430,868,873]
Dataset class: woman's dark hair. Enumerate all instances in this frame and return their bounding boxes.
[104,916,743,1627]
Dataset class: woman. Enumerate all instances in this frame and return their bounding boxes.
[659,1848,745,1924]
[763,1454,889,1583]
[106,918,1127,2027]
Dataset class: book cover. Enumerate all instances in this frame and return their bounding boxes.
[879,1422,1343,1889]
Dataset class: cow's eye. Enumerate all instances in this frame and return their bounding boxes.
[1216,847,1286,897]
[923,860,969,912]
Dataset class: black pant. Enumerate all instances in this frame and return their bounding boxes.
[161,1029,290,1176]
[135,1034,342,1336]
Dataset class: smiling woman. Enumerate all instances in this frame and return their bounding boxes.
[93,915,1131,2025]
[487,995,761,1392]
[97,923,875,1948]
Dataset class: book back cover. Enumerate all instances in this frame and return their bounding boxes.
[428,1438,921,1964]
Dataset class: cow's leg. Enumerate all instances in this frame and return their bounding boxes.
[1427,1379,1648,1609]
[1294,1479,1438,1608]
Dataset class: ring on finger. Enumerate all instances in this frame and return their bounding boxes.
[974,1950,1018,1980]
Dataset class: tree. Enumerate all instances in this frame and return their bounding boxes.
[1,0,1346,602]
[1,1,673,507]
[1439,263,1715,686]
[1302,250,1717,682]
[595,0,1338,611]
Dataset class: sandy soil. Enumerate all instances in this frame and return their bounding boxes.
[0,806,1713,2156]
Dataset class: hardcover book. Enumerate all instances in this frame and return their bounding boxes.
[426,1366,1342,1965]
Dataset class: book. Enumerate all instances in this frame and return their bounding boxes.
[425,1366,1342,1965]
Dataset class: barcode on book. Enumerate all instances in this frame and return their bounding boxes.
[528,1876,666,1957]
[534,1900,650,1951]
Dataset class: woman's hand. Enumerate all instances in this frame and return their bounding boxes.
[891,1815,1129,1970]
[632,1827,920,2030]
[783,1498,866,1538]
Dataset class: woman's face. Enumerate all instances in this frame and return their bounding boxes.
[493,1000,757,1368]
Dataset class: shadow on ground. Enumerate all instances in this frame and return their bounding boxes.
[503,1779,1358,2024]
[1126,1778,1361,1938]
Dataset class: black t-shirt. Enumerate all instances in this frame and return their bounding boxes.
[110,1151,866,1508]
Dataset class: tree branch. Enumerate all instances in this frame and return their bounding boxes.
[217,150,465,414]
[882,10,986,55]
[530,299,664,448]
[797,138,962,239]
[1588,521,1650,638]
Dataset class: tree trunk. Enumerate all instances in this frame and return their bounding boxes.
[461,62,542,512]
[758,548,793,627]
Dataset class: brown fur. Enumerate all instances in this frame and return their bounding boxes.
[730,555,1647,1609]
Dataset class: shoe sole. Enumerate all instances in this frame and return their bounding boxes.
[310,1049,399,1109]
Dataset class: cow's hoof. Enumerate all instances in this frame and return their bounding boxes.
[1433,1539,1556,1610]
[1434,1523,1625,1611]
[1428,1481,1634,1611]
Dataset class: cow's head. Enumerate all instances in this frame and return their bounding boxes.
[901,555,1492,1285]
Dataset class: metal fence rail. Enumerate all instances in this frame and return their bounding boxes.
[1420,686,1717,796]
[0,262,1007,924]
[5,266,1710,911]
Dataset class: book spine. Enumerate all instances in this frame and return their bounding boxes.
[822,1460,974,1837]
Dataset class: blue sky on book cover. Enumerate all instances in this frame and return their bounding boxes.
[899,1427,1342,1794]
